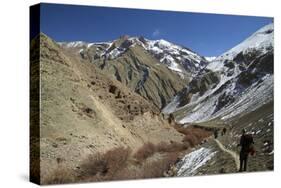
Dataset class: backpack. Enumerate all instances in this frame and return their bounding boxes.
[244,134,255,154]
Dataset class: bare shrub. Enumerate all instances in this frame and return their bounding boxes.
[156,141,188,153]
[182,133,197,147]
[174,125,211,147]
[44,140,190,184]
[114,152,179,180]
[81,153,107,176]
[133,142,156,161]
[81,147,131,179]
[133,141,190,162]
[142,152,179,178]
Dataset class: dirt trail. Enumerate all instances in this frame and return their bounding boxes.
[89,95,141,149]
[214,139,240,170]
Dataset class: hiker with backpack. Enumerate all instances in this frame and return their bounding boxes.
[221,127,227,136]
[214,129,219,139]
[237,129,255,172]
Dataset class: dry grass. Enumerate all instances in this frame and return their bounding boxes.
[141,152,179,178]
[43,166,76,185]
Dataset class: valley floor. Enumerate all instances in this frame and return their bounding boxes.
[173,101,274,176]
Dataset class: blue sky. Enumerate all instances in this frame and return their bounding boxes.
[40,3,273,56]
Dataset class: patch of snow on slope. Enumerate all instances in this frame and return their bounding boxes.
[58,41,87,48]
[145,39,206,73]
[178,96,218,124]
[206,60,225,72]
[179,74,273,123]
[177,147,217,176]
[161,55,183,73]
[220,74,273,120]
[177,64,240,113]
[162,95,181,114]
[109,47,126,58]
[66,41,85,48]
[87,43,94,48]
[205,56,216,62]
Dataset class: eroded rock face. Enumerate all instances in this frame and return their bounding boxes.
[73,39,187,109]
[175,71,221,108]
[237,51,273,88]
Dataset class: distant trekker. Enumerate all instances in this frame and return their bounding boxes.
[214,129,218,139]
[222,127,227,136]
[238,129,255,172]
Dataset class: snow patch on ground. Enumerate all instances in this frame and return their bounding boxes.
[176,147,217,176]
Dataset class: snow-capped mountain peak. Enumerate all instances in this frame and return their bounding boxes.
[206,23,273,74]
[142,38,208,76]
[215,23,273,62]
[163,23,274,124]
[59,36,208,78]
[204,56,216,62]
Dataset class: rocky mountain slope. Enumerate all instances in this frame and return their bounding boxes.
[163,23,273,124]
[31,33,188,184]
[59,36,208,108]
[163,23,274,176]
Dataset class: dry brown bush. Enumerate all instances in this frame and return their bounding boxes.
[114,152,179,180]
[182,133,197,147]
[43,135,206,184]
[133,142,156,161]
[81,147,131,179]
[42,147,131,184]
[43,166,76,185]
[133,141,190,162]
[141,152,179,178]
[174,125,211,147]
[156,141,188,153]
[81,147,131,177]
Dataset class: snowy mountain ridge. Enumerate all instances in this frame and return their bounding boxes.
[210,23,273,66]
[59,36,208,78]
[163,23,274,124]
[58,23,273,125]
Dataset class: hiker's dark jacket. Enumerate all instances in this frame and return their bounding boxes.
[239,134,254,153]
